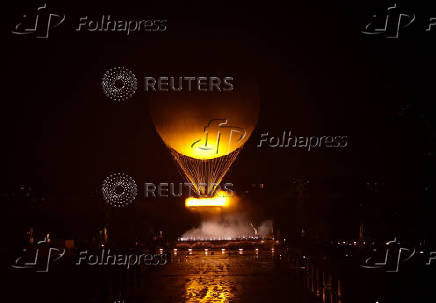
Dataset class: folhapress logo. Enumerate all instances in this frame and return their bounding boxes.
[191,119,246,155]
[11,239,65,272]
[11,3,65,38]
[362,3,436,38]
[11,3,167,39]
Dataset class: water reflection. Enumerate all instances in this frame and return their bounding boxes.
[111,249,318,303]
[183,252,236,302]
[185,277,234,302]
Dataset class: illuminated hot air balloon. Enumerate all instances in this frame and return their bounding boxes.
[149,82,259,197]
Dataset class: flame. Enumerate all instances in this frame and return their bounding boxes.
[185,191,231,208]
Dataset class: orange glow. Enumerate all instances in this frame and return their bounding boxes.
[169,125,248,160]
[185,275,233,302]
[185,191,231,208]
[150,89,260,160]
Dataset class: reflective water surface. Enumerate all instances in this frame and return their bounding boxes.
[5,250,318,303]
[131,251,317,303]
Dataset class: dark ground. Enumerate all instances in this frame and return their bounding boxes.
[5,250,320,303]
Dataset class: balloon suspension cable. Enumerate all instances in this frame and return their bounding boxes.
[169,147,241,197]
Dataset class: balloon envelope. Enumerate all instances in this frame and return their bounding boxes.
[149,87,259,160]
[149,83,260,196]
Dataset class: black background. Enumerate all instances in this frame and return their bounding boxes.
[1,0,435,245]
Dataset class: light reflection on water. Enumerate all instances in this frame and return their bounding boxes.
[129,250,307,303]
[184,276,234,302]
[180,251,272,302]
[182,253,238,302]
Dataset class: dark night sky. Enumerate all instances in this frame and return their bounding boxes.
[1,0,435,238]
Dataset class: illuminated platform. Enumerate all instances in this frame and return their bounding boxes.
[176,237,275,249]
